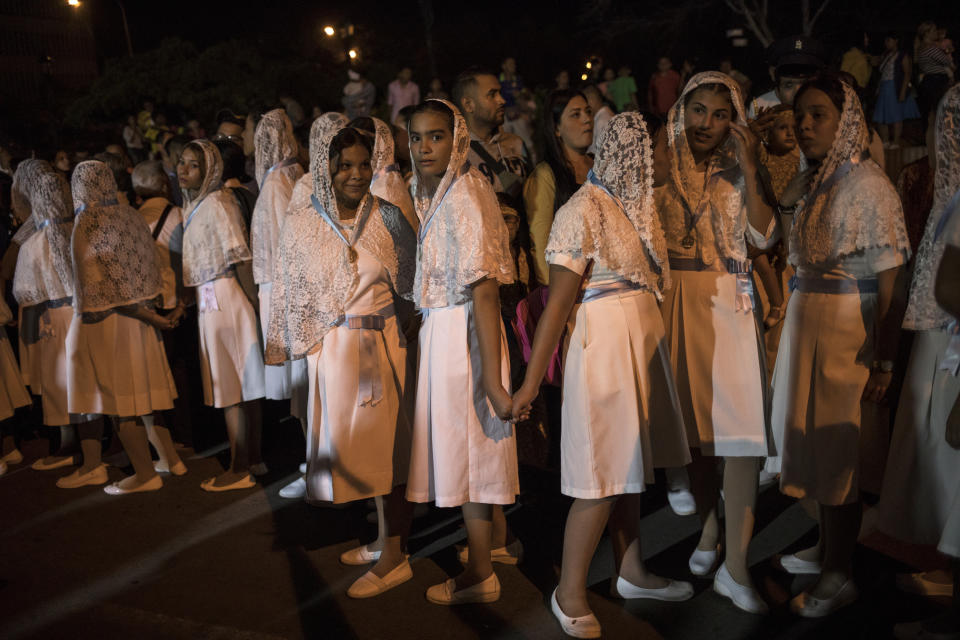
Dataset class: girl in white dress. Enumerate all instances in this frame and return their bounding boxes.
[348,116,417,229]
[880,85,960,638]
[405,99,518,605]
[513,112,693,639]
[267,119,417,598]
[66,160,183,494]
[657,71,777,613]
[251,109,304,401]
[10,162,80,472]
[0,295,31,475]
[179,140,265,491]
[772,74,910,616]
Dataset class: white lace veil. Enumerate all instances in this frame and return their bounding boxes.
[409,99,471,225]
[10,159,50,245]
[546,112,669,296]
[180,139,251,286]
[288,112,351,214]
[790,82,909,266]
[266,114,415,363]
[370,116,395,173]
[904,84,960,330]
[70,160,162,313]
[13,167,75,306]
[368,116,415,223]
[254,109,298,187]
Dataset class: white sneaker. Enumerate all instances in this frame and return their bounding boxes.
[279,476,306,499]
[667,488,697,516]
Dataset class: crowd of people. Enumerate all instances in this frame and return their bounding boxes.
[1,21,959,639]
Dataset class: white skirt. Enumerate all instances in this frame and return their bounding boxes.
[772,290,876,505]
[0,332,31,422]
[197,276,266,408]
[406,302,519,507]
[878,330,960,545]
[660,269,771,457]
[67,312,177,417]
[36,305,72,426]
[259,283,295,400]
[18,305,41,393]
[304,316,411,504]
[561,290,690,498]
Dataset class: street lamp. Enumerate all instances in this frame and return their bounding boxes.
[323,25,335,37]
[348,49,358,60]
[67,0,81,5]
[66,0,133,58]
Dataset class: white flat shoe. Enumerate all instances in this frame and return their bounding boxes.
[775,553,821,575]
[689,544,720,576]
[32,456,76,471]
[347,559,413,598]
[299,462,307,474]
[614,576,694,602]
[279,476,306,499]
[56,464,108,489]
[104,475,163,495]
[667,487,697,516]
[457,539,524,565]
[340,544,381,566]
[550,589,601,638]
[0,449,23,465]
[426,573,500,605]
[789,579,858,618]
[200,474,256,492]
[713,563,768,614]
[154,460,187,476]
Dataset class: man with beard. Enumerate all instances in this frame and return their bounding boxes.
[452,68,531,201]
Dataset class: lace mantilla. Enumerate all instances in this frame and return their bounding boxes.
[410,99,514,308]
[70,161,161,313]
[790,83,909,267]
[904,84,960,330]
[662,72,755,263]
[10,159,50,246]
[546,112,669,297]
[369,116,415,223]
[181,140,251,286]
[287,113,351,215]
[265,116,416,363]
[13,168,75,307]
[254,109,299,187]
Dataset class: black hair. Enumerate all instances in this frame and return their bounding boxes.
[451,67,497,112]
[164,134,190,159]
[213,139,249,182]
[328,127,374,167]
[348,117,376,134]
[93,151,129,192]
[638,111,664,141]
[540,89,588,209]
[216,108,244,127]
[182,141,208,180]
[793,72,847,112]
[683,82,733,108]
[396,105,417,125]
[408,101,455,134]
[774,64,819,83]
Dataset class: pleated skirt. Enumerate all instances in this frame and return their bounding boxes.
[406,302,519,508]
[304,317,411,504]
[773,290,876,505]
[660,269,772,457]
[67,312,177,417]
[197,277,266,408]
[878,329,960,545]
[561,290,691,498]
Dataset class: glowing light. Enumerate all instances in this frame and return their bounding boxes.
[580,73,588,81]
[67,0,81,6]
[323,25,335,36]
[348,49,358,59]
[585,61,592,69]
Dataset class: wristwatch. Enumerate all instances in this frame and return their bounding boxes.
[873,360,894,373]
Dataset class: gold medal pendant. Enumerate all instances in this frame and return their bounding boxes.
[681,233,695,249]
[348,247,358,263]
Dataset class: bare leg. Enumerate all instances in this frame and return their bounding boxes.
[370,485,414,579]
[807,501,861,598]
[216,403,250,486]
[115,416,159,490]
[609,493,669,589]
[77,418,104,473]
[245,399,263,466]
[892,120,903,147]
[144,413,182,470]
[794,502,823,562]
[490,504,516,548]
[722,457,759,586]
[556,497,616,618]
[458,502,494,589]
[687,452,721,551]
[877,123,889,144]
